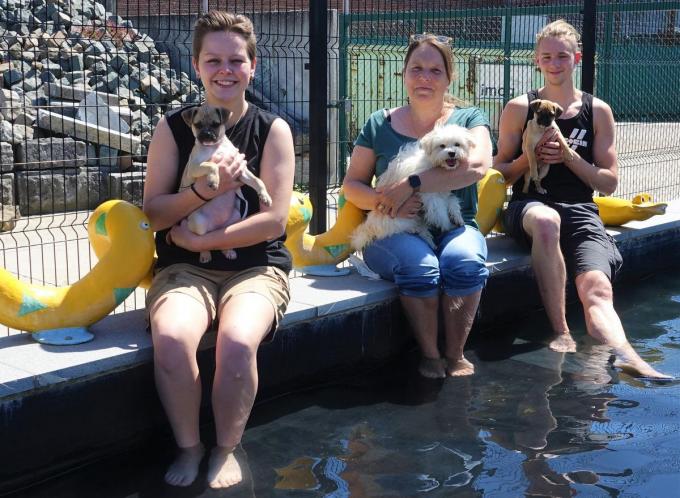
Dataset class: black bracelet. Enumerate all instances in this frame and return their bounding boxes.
[190,183,210,202]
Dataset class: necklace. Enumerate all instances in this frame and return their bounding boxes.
[227,104,247,141]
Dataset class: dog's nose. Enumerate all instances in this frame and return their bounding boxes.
[198,130,217,142]
[448,151,456,158]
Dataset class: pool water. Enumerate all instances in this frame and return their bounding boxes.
[13,271,680,497]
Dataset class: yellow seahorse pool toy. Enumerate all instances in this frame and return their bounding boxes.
[284,169,507,268]
[594,193,667,226]
[285,189,366,268]
[0,200,155,332]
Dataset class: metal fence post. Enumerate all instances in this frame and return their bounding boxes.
[308,0,328,234]
[581,0,597,94]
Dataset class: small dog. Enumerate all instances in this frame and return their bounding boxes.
[176,103,272,263]
[522,99,577,195]
[351,124,475,251]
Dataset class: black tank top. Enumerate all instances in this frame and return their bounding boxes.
[154,103,292,273]
[510,89,595,203]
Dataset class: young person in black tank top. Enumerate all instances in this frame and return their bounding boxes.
[494,20,669,379]
[142,11,295,488]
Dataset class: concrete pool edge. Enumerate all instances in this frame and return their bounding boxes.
[0,199,679,491]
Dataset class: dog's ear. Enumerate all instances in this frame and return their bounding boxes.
[419,131,435,155]
[464,131,477,150]
[181,107,198,127]
[529,99,542,114]
[217,107,232,125]
[553,103,564,119]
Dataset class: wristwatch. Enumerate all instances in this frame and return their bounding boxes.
[408,174,421,193]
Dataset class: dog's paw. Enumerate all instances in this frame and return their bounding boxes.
[199,251,212,264]
[207,177,219,191]
[259,193,273,207]
[536,186,547,195]
[451,214,464,227]
[222,249,237,260]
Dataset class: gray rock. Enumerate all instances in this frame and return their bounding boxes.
[53,10,72,27]
[140,74,164,103]
[12,109,36,127]
[15,137,87,170]
[84,54,100,68]
[93,2,105,19]
[108,170,145,207]
[0,204,20,232]
[19,69,42,92]
[16,168,110,214]
[1,173,15,205]
[1,142,13,172]
[84,40,106,57]
[0,121,33,144]
[0,89,23,120]
[3,67,23,86]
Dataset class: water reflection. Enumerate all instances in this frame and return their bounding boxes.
[250,322,678,498]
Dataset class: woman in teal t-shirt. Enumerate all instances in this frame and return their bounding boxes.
[343,34,492,379]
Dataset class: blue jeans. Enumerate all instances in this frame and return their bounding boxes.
[363,225,489,298]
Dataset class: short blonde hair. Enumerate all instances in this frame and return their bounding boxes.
[535,19,581,53]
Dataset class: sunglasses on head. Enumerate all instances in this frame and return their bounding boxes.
[409,33,452,44]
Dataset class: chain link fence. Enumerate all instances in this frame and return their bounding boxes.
[1,0,679,335]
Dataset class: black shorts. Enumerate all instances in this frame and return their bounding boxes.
[503,199,623,282]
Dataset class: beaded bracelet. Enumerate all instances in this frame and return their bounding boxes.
[190,183,210,202]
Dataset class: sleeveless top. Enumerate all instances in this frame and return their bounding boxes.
[510,89,595,204]
[154,103,292,273]
[354,106,491,227]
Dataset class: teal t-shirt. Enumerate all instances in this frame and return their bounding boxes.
[354,106,490,227]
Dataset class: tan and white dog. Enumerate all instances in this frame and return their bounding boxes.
[351,124,475,251]
[176,103,272,263]
[522,99,577,194]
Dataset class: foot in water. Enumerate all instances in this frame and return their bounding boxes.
[611,343,673,380]
[165,443,205,487]
[418,356,446,379]
[207,445,243,489]
[446,356,475,377]
[547,333,577,353]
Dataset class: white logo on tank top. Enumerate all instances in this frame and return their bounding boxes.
[567,128,588,150]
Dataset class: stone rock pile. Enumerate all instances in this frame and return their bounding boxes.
[0,0,201,222]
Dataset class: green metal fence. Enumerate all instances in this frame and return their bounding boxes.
[335,1,680,201]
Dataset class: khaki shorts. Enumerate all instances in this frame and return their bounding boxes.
[146,263,290,340]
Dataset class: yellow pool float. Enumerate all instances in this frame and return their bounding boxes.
[0,200,155,332]
[594,193,667,226]
[285,189,366,268]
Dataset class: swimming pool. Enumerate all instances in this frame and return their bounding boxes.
[14,270,680,497]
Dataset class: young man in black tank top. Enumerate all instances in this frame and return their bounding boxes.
[494,20,669,379]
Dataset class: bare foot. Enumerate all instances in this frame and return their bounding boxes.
[164,443,204,487]
[207,445,243,489]
[547,333,577,353]
[446,356,475,377]
[418,357,446,379]
[611,343,673,380]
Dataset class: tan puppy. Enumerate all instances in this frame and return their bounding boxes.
[522,99,577,194]
[175,103,272,263]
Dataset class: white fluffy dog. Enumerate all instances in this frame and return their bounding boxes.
[351,124,475,251]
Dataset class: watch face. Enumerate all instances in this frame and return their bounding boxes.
[409,175,421,188]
